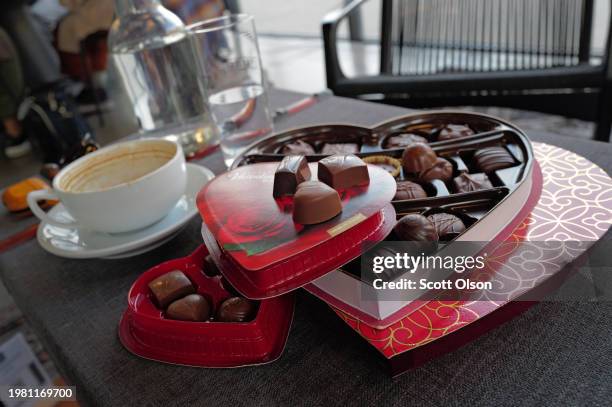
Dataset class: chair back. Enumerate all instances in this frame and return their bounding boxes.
[381,0,599,75]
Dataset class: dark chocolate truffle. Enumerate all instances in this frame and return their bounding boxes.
[438,124,474,141]
[293,181,342,224]
[148,270,195,308]
[453,173,493,192]
[216,297,257,322]
[321,143,360,155]
[318,154,370,190]
[427,213,466,239]
[473,147,515,172]
[281,140,315,155]
[385,133,427,148]
[419,157,453,182]
[394,181,427,201]
[166,294,211,322]
[401,142,438,174]
[273,155,311,197]
[203,255,220,277]
[393,214,439,242]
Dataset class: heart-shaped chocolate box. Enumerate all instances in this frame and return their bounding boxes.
[229,112,539,327]
[119,245,295,367]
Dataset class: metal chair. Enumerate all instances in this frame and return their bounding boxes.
[323,0,612,141]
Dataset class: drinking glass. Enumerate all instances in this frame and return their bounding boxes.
[189,15,273,167]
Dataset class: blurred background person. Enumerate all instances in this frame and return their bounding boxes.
[0,27,31,159]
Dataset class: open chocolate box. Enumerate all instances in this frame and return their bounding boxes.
[118,245,295,367]
[227,112,541,328]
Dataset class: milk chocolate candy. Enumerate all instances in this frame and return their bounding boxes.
[318,154,370,190]
[281,140,315,155]
[453,173,493,192]
[293,181,342,224]
[273,155,311,197]
[321,143,359,155]
[427,213,466,239]
[419,157,453,182]
[385,133,427,148]
[216,297,257,322]
[473,147,515,172]
[148,270,195,308]
[401,142,438,174]
[438,124,474,141]
[166,294,211,322]
[394,181,427,201]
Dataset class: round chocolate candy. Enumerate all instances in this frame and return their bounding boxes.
[427,213,466,240]
[280,140,315,155]
[216,297,257,322]
[394,181,427,201]
[166,294,211,322]
[393,214,439,254]
[385,133,427,148]
[419,157,453,182]
[401,142,438,174]
[453,173,493,192]
[438,124,474,141]
[473,147,515,172]
[293,180,342,224]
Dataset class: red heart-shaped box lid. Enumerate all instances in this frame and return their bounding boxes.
[197,163,397,299]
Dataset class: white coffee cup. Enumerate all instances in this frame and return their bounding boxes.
[28,138,187,233]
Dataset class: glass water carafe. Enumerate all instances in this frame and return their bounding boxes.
[108,0,218,156]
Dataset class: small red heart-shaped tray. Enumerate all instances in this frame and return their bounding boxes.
[118,245,295,367]
[196,163,397,299]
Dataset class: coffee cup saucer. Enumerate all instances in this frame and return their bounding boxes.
[36,163,214,259]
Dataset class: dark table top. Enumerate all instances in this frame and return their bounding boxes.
[1,90,611,407]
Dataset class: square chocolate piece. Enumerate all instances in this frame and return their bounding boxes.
[273,155,311,197]
[148,270,195,308]
[321,143,359,155]
[318,154,370,190]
